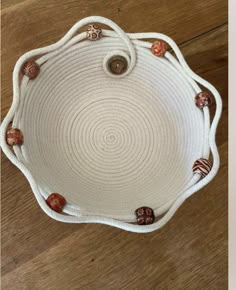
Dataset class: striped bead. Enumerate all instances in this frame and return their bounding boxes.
[151,40,167,57]
[87,24,102,41]
[6,128,23,146]
[193,158,212,178]
[195,92,212,109]
[135,206,154,225]
[22,61,40,79]
[46,193,66,213]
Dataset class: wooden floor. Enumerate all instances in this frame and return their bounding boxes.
[1,1,228,289]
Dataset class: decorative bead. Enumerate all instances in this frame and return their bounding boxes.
[46,193,66,213]
[108,55,128,75]
[87,24,102,41]
[195,92,212,109]
[6,128,23,146]
[22,61,40,79]
[151,40,167,57]
[193,158,212,178]
[135,206,155,225]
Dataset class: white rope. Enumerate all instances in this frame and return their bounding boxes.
[0,16,222,233]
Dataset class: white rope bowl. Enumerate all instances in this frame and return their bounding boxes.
[0,16,222,233]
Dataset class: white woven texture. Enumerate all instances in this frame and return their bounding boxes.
[0,16,222,233]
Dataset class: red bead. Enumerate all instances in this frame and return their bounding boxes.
[87,24,102,41]
[195,92,212,109]
[22,61,40,79]
[135,206,155,225]
[193,158,212,178]
[6,128,23,146]
[151,40,167,57]
[46,193,66,213]
[137,216,146,225]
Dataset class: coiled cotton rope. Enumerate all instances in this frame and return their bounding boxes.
[0,16,222,233]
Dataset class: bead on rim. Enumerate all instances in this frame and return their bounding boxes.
[193,158,212,178]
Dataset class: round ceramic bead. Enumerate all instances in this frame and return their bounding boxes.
[22,61,40,79]
[87,24,102,41]
[135,206,155,225]
[193,158,212,178]
[195,92,212,109]
[46,193,66,213]
[151,40,167,57]
[6,128,23,146]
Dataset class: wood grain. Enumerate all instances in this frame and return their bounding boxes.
[1,1,228,289]
[1,0,227,118]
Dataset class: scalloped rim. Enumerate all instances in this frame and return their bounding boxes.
[0,16,222,233]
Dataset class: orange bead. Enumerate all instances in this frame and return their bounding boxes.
[22,61,40,79]
[46,193,66,213]
[6,128,23,146]
[151,40,167,57]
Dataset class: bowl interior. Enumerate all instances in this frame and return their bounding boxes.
[18,38,204,219]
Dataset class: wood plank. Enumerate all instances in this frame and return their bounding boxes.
[1,140,227,289]
[179,25,228,148]
[1,0,28,10]
[1,0,227,118]
[1,2,227,289]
